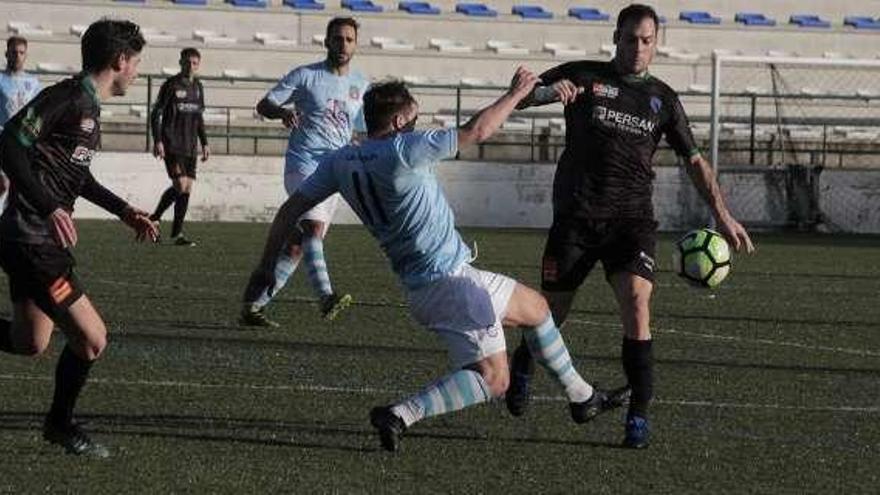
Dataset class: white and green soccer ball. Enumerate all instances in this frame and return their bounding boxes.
[673,228,731,288]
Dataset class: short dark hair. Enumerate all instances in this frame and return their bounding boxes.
[6,36,27,50]
[325,17,359,38]
[363,80,416,134]
[180,47,201,60]
[616,4,659,31]
[81,19,146,73]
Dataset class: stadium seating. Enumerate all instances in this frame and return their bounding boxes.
[193,29,236,45]
[343,0,383,12]
[512,5,552,19]
[543,42,585,57]
[227,0,267,7]
[568,7,609,22]
[679,11,721,24]
[371,36,416,50]
[254,32,297,46]
[486,39,528,55]
[789,15,831,28]
[174,0,207,5]
[429,38,473,53]
[399,1,441,15]
[735,13,776,26]
[843,16,880,30]
[455,3,497,17]
[283,0,325,10]
[7,21,52,37]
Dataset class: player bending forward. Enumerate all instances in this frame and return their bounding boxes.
[245,69,629,452]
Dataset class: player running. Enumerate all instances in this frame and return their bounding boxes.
[149,47,209,246]
[0,19,157,457]
[239,17,368,327]
[0,36,41,208]
[245,70,630,452]
[506,4,754,449]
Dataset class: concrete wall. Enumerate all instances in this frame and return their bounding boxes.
[79,153,880,233]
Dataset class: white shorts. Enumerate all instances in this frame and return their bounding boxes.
[407,264,517,369]
[284,170,341,223]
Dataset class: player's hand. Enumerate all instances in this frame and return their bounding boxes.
[552,79,584,105]
[508,66,539,100]
[153,142,165,160]
[122,206,160,243]
[201,145,210,162]
[281,109,300,129]
[716,214,755,253]
[50,208,77,248]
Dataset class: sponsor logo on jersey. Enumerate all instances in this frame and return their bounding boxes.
[80,118,96,134]
[593,105,656,135]
[592,82,619,99]
[71,145,95,165]
[650,96,662,114]
[349,85,361,100]
[176,102,202,113]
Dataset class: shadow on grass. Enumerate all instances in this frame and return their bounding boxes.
[0,411,621,451]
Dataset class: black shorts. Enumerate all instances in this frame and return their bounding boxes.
[0,241,84,319]
[541,217,658,292]
[164,153,198,179]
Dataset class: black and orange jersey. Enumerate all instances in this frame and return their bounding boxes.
[538,60,699,220]
[151,74,207,156]
[0,75,127,244]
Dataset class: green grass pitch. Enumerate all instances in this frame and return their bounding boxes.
[1,221,878,493]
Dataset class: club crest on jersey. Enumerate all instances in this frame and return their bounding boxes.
[79,118,96,134]
[175,89,187,99]
[650,96,662,114]
[592,82,619,99]
[349,85,361,100]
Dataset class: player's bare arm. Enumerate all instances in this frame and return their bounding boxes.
[458,66,537,146]
[256,97,299,128]
[516,79,583,109]
[685,154,755,253]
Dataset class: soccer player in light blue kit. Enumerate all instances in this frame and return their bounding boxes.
[0,36,41,207]
[247,69,629,451]
[240,17,368,327]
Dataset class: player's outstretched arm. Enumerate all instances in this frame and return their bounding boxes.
[256,97,299,129]
[686,155,755,253]
[516,79,584,109]
[80,171,158,243]
[458,66,538,146]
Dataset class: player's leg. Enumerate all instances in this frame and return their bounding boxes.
[170,157,196,246]
[605,219,657,449]
[0,299,54,356]
[298,188,351,320]
[507,217,596,417]
[504,282,628,422]
[0,172,10,213]
[151,155,183,224]
[239,229,304,328]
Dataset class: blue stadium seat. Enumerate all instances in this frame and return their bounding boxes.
[174,0,207,4]
[568,7,609,21]
[399,1,441,15]
[284,0,325,9]
[455,3,497,17]
[789,15,830,28]
[734,13,776,26]
[844,16,880,30]
[679,11,721,24]
[227,0,267,6]
[343,0,383,12]
[512,5,552,19]
[114,0,145,3]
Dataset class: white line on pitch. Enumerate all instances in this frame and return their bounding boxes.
[566,318,880,357]
[1,374,877,414]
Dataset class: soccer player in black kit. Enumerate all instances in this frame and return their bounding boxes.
[506,4,754,449]
[149,47,209,246]
[0,19,157,457]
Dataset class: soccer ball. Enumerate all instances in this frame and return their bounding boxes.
[673,228,731,288]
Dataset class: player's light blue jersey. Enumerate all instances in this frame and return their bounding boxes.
[265,61,368,176]
[0,71,41,131]
[299,128,471,289]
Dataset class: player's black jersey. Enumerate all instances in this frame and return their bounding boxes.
[151,74,207,156]
[540,61,699,220]
[0,75,125,245]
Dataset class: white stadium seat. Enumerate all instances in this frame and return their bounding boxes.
[371,36,415,51]
[254,32,297,47]
[429,38,473,53]
[486,40,529,55]
[543,42,586,58]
